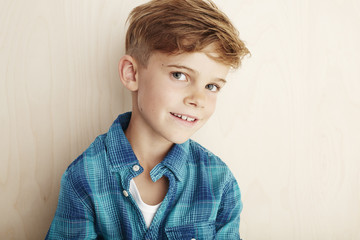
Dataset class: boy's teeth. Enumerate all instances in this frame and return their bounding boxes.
[172,113,195,122]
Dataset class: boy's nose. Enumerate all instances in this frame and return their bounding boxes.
[184,89,206,108]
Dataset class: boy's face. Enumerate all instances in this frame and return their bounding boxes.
[132,46,230,144]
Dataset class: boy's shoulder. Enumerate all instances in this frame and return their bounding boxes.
[187,139,236,181]
[64,134,109,181]
[188,139,228,167]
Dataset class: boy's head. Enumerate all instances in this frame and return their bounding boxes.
[120,0,249,144]
[125,0,249,69]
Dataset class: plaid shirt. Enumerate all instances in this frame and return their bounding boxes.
[46,112,242,239]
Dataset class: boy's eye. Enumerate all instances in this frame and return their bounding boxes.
[172,72,187,81]
[206,84,220,92]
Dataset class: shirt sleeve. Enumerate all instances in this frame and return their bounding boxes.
[215,178,243,240]
[45,172,97,240]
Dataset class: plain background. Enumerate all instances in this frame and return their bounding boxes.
[1,0,360,239]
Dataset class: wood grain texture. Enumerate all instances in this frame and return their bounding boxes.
[1,0,359,239]
[0,0,138,238]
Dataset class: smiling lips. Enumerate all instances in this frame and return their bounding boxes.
[170,112,197,122]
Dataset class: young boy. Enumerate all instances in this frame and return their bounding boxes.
[46,0,249,239]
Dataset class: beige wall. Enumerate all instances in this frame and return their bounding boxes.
[1,0,359,239]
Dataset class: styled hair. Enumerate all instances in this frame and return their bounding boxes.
[126,0,250,68]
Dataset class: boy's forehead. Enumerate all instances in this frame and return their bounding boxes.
[150,46,227,68]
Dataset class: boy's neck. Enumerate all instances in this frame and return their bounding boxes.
[125,115,174,170]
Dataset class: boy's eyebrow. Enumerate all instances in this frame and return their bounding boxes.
[165,64,227,83]
[166,64,196,73]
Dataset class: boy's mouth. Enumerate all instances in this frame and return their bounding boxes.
[170,112,197,122]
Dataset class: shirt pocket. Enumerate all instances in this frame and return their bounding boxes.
[165,222,215,240]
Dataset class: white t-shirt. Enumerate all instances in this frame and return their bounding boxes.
[129,179,162,229]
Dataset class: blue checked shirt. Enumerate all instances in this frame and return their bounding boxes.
[46,112,242,239]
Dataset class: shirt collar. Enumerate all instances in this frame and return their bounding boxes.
[105,112,189,182]
[105,112,138,172]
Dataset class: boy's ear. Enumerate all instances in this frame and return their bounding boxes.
[118,55,138,91]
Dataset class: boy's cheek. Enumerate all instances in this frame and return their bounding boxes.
[206,96,218,111]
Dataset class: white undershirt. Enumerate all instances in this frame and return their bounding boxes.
[129,179,162,229]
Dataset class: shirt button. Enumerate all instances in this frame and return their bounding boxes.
[123,190,129,197]
[132,164,140,172]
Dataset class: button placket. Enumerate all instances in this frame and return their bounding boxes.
[122,165,142,200]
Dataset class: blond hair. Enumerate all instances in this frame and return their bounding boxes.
[126,0,250,68]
